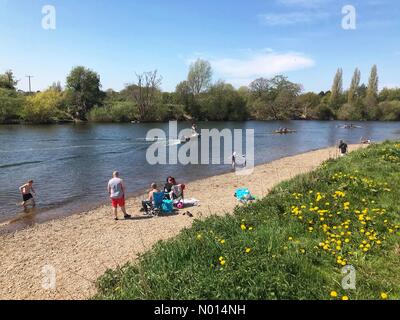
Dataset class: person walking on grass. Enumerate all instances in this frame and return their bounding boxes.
[338,140,348,157]
[19,180,36,208]
[107,171,131,221]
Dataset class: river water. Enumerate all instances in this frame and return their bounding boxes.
[0,121,399,232]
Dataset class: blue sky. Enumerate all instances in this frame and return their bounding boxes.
[1,0,399,93]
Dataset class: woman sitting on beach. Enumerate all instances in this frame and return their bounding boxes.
[164,176,185,200]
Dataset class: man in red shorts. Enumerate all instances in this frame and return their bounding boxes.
[107,171,131,221]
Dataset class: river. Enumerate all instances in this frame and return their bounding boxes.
[0,120,399,232]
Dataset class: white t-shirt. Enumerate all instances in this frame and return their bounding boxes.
[108,177,124,199]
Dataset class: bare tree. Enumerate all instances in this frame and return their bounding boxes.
[132,70,162,121]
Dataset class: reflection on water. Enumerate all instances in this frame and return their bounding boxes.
[0,121,399,231]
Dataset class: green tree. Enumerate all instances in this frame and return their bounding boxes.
[297,92,321,119]
[187,59,212,95]
[365,65,379,107]
[130,70,162,121]
[0,88,25,123]
[248,76,301,120]
[0,70,19,90]
[379,87,400,102]
[330,68,343,109]
[175,80,199,119]
[199,81,247,121]
[65,66,102,120]
[348,68,361,104]
[377,101,400,121]
[22,89,65,123]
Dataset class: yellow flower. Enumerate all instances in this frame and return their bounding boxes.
[220,239,226,244]
[241,224,247,231]
[245,248,252,253]
[330,291,338,298]
[342,296,349,301]
[196,234,203,240]
[288,237,293,241]
[220,260,226,266]
[381,292,388,300]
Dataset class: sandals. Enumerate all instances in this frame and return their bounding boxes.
[183,211,194,218]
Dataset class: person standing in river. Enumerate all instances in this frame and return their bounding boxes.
[19,180,36,208]
[107,171,131,221]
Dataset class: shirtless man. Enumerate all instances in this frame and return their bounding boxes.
[142,183,160,215]
[19,180,36,208]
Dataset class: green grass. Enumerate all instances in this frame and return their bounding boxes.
[94,141,400,300]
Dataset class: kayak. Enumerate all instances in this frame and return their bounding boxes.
[338,125,362,129]
[274,130,297,134]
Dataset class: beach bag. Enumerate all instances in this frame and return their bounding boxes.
[235,188,255,203]
[162,200,174,213]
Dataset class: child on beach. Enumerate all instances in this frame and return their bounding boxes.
[19,180,36,208]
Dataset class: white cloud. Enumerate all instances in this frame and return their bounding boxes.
[210,51,315,86]
[259,11,329,26]
[277,0,331,7]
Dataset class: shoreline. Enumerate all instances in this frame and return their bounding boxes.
[0,144,366,300]
[0,145,330,235]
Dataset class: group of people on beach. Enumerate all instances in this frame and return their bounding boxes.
[107,171,185,220]
[16,136,367,220]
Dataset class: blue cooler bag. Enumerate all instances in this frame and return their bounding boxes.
[162,200,174,213]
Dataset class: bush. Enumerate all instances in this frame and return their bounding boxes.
[21,89,65,123]
[0,88,25,123]
[377,101,400,121]
[156,103,186,121]
[312,104,335,120]
[337,103,362,121]
[88,101,138,123]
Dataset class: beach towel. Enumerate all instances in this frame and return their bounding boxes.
[182,198,200,207]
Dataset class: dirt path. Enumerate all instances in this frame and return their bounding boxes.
[0,145,365,300]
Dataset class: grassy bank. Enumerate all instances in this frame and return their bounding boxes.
[95,141,400,300]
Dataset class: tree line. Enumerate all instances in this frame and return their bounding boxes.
[1,60,400,124]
